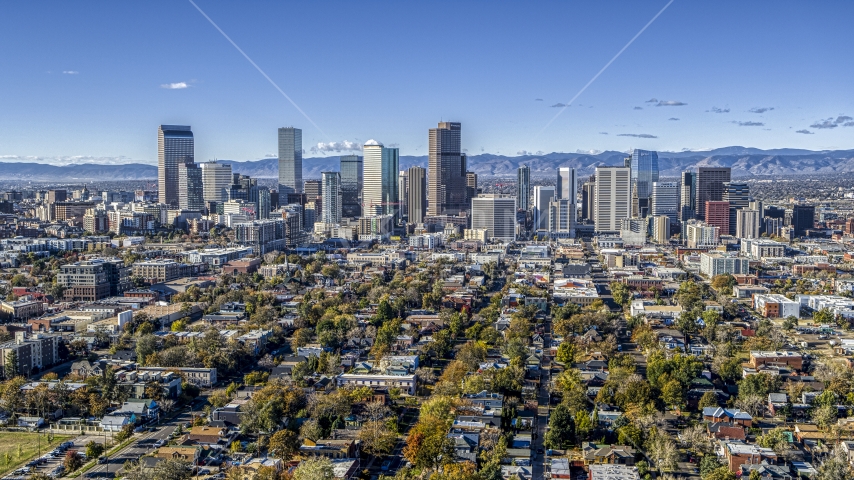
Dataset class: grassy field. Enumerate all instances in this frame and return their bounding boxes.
[0,431,73,477]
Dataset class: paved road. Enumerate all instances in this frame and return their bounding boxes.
[79,409,193,479]
[532,315,552,480]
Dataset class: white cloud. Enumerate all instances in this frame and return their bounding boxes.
[160,82,190,89]
[62,70,79,75]
[0,155,148,165]
[575,149,602,155]
[656,100,687,107]
[310,141,361,154]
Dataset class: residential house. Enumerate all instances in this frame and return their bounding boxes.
[703,407,753,427]
[723,442,777,474]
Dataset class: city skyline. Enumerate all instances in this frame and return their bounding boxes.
[2,1,854,166]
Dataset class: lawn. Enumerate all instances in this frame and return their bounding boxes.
[0,431,74,477]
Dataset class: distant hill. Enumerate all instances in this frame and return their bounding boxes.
[2,146,854,181]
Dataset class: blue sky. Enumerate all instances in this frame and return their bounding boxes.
[1,1,853,165]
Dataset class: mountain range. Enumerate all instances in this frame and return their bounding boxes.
[2,147,854,181]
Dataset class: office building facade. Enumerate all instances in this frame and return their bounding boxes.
[157,125,194,206]
[517,165,531,211]
[177,162,204,212]
[705,201,731,236]
[680,171,696,222]
[557,167,576,201]
[792,204,815,236]
[593,166,631,233]
[407,166,427,225]
[321,172,342,225]
[201,161,232,204]
[630,149,659,217]
[340,155,363,218]
[736,209,761,239]
[533,186,555,232]
[651,181,679,224]
[427,122,467,216]
[278,127,303,194]
[723,182,750,235]
[362,140,399,218]
[696,167,731,219]
[471,194,516,242]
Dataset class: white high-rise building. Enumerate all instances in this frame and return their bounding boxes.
[652,215,671,244]
[557,167,576,201]
[362,140,399,218]
[201,161,232,204]
[548,198,575,238]
[471,194,516,243]
[736,209,761,240]
[593,166,631,233]
[651,181,679,223]
[321,171,342,225]
[533,186,555,232]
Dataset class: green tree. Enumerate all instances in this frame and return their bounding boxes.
[814,308,834,324]
[703,466,736,480]
[556,342,577,364]
[698,391,719,410]
[543,404,575,449]
[610,282,632,307]
[4,350,19,378]
[85,441,105,459]
[268,429,299,460]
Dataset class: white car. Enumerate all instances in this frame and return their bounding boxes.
[154,439,166,448]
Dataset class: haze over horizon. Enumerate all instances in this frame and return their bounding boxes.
[2,1,853,166]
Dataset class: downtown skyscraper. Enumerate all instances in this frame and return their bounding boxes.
[340,155,363,218]
[177,162,204,211]
[428,122,467,216]
[630,149,659,217]
[278,127,303,195]
[517,165,531,212]
[321,171,342,224]
[696,167,731,219]
[362,140,399,218]
[157,125,194,206]
[200,161,232,204]
[407,166,427,225]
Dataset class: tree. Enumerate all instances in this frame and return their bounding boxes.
[813,403,838,431]
[610,282,632,306]
[661,379,684,410]
[817,447,852,480]
[403,414,454,470]
[4,350,19,378]
[556,342,577,364]
[711,274,736,296]
[543,404,574,449]
[574,410,593,442]
[814,308,835,324]
[293,457,334,480]
[64,451,83,472]
[359,419,398,456]
[86,441,105,459]
[703,466,736,480]
[699,456,724,478]
[757,427,789,455]
[268,429,299,460]
[300,419,324,441]
[698,391,719,410]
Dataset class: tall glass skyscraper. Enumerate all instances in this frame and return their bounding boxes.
[362,140,399,218]
[340,155,363,218]
[278,127,303,194]
[630,149,659,217]
[557,167,576,201]
[517,165,531,211]
[157,125,194,206]
[428,122,467,216]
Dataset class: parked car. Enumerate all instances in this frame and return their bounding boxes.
[381,460,391,471]
[154,439,166,448]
